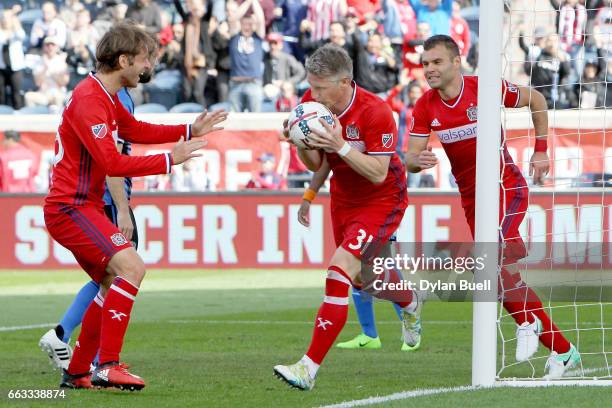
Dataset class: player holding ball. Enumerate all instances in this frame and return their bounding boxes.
[274,44,424,391]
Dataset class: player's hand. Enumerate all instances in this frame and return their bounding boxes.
[529,151,549,186]
[116,207,133,240]
[298,199,311,227]
[190,109,228,137]
[281,118,292,142]
[308,116,343,153]
[417,146,438,169]
[171,136,207,165]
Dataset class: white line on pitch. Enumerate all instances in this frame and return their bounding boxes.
[0,323,55,332]
[167,319,473,325]
[318,385,476,408]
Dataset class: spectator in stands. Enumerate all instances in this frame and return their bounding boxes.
[450,1,470,61]
[127,0,163,35]
[304,0,347,43]
[275,81,298,112]
[24,36,70,112]
[171,159,214,191]
[65,9,98,87]
[228,0,266,112]
[402,21,431,81]
[409,0,452,36]
[29,2,67,52]
[568,58,602,108]
[518,25,546,75]
[211,18,231,103]
[176,0,216,106]
[359,32,398,94]
[263,32,306,101]
[594,3,612,56]
[0,8,26,109]
[274,0,309,60]
[246,152,284,190]
[146,22,184,101]
[0,130,39,193]
[598,57,612,108]
[93,0,128,36]
[525,34,571,108]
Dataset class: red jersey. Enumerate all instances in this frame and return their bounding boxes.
[410,76,526,201]
[0,144,39,193]
[302,84,407,207]
[46,73,190,207]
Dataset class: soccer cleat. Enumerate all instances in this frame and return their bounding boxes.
[91,362,145,391]
[515,314,542,362]
[336,333,382,349]
[273,361,315,391]
[544,343,581,379]
[401,290,426,350]
[39,329,72,370]
[60,370,92,389]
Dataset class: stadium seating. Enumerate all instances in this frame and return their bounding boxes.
[15,106,51,115]
[169,102,204,113]
[134,103,169,114]
[0,105,15,115]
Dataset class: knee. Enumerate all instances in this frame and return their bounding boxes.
[109,252,146,287]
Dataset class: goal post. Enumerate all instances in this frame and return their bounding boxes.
[474,0,612,387]
[473,0,504,388]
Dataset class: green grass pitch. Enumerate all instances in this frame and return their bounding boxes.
[0,269,610,407]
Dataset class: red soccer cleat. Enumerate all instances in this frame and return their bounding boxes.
[91,362,145,391]
[60,370,93,389]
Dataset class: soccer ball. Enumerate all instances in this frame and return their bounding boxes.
[287,102,335,149]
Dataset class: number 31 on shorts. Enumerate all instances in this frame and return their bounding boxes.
[348,229,374,250]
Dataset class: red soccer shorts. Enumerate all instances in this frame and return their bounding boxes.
[331,200,406,260]
[464,184,529,264]
[44,204,132,283]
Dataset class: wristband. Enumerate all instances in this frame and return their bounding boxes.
[337,142,351,157]
[534,138,547,153]
[302,188,316,202]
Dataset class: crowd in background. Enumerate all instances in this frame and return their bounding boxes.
[0,0,611,192]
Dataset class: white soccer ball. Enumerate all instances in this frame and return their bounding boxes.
[287,102,335,149]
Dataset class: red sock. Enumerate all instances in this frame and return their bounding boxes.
[500,268,571,354]
[98,277,139,365]
[305,266,351,365]
[68,291,104,375]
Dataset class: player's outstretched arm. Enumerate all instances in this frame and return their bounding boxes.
[517,86,550,185]
[405,135,437,173]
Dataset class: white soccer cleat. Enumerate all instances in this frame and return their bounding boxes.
[515,314,542,362]
[39,329,72,370]
[273,361,315,391]
[544,343,581,379]
[401,289,426,350]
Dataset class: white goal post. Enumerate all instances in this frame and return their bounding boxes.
[474,0,612,387]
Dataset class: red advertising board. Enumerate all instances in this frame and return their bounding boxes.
[2,192,610,270]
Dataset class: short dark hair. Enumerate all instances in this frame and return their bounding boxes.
[4,130,20,142]
[423,35,460,59]
[95,21,156,73]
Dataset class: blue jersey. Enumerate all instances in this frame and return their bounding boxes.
[103,87,134,206]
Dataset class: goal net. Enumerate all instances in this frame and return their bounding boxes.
[474,0,612,386]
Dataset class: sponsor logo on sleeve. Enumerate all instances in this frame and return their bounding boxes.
[91,123,107,139]
[382,133,393,148]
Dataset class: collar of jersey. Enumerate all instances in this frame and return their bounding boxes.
[440,75,464,109]
[89,72,116,106]
[337,81,357,119]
